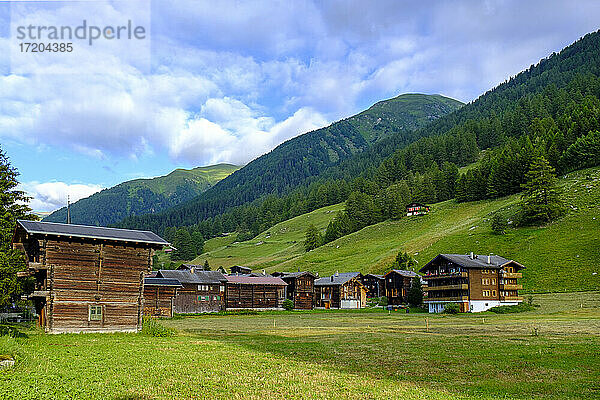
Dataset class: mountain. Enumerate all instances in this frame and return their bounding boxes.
[117,94,463,232]
[193,166,600,294]
[43,163,239,226]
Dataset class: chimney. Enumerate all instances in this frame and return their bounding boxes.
[330,275,334,282]
[190,266,195,274]
[262,269,266,276]
[470,252,474,260]
[335,270,339,277]
[487,255,491,264]
[67,195,71,224]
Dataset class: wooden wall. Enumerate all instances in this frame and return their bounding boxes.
[225,283,285,309]
[143,286,177,318]
[287,275,314,310]
[468,269,500,301]
[20,233,154,333]
[173,283,224,313]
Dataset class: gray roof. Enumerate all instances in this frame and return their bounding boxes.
[276,271,317,279]
[363,273,384,279]
[17,220,168,246]
[420,254,524,272]
[156,269,227,284]
[386,269,419,278]
[315,272,361,286]
[144,277,182,287]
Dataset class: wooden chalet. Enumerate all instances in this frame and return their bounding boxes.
[230,265,252,275]
[225,275,287,310]
[406,202,430,216]
[314,272,366,309]
[13,220,168,333]
[384,269,419,305]
[143,277,182,318]
[272,271,317,309]
[420,253,525,313]
[360,274,385,298]
[156,267,227,313]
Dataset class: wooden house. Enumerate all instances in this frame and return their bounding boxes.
[225,275,287,310]
[230,265,252,275]
[420,253,525,313]
[384,269,419,305]
[13,220,168,333]
[406,202,430,216]
[360,274,385,298]
[314,272,366,309]
[272,271,316,309]
[143,277,182,318]
[156,268,227,313]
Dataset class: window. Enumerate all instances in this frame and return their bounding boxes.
[492,279,496,285]
[89,305,102,321]
[220,285,225,292]
[482,290,490,297]
[198,285,209,291]
[492,290,497,297]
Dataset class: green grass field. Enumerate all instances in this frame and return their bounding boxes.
[1,292,599,399]
[194,167,600,293]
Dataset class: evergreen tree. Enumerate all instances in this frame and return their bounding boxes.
[490,213,507,234]
[172,228,196,261]
[163,227,177,244]
[203,259,211,271]
[304,224,322,252]
[0,148,36,306]
[520,156,564,223]
[393,251,416,270]
[191,231,205,255]
[407,276,423,307]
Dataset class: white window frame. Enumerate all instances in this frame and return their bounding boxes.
[89,305,102,321]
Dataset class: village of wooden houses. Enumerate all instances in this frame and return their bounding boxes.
[12,218,525,333]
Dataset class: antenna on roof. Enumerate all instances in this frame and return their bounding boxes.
[67,194,71,224]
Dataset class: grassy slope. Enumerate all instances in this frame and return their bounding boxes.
[196,167,600,293]
[192,203,345,270]
[2,292,599,399]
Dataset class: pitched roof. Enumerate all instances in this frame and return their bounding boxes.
[419,254,524,272]
[385,269,419,278]
[275,271,317,279]
[315,272,361,286]
[16,220,168,246]
[363,273,384,279]
[144,277,182,287]
[225,275,287,286]
[156,269,227,284]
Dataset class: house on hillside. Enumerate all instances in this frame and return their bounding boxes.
[13,220,168,333]
[360,274,385,298]
[314,272,366,309]
[420,253,525,313]
[225,275,287,309]
[406,202,430,216]
[272,271,316,309]
[384,269,419,305]
[143,277,182,318]
[230,265,252,275]
[156,268,227,313]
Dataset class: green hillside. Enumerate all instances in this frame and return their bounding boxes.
[43,164,239,226]
[195,167,600,293]
[349,94,464,143]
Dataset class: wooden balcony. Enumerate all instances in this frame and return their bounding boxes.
[500,283,523,290]
[501,296,523,302]
[422,272,468,280]
[424,296,469,302]
[424,284,469,291]
[500,272,522,278]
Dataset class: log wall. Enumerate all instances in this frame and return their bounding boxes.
[225,283,285,309]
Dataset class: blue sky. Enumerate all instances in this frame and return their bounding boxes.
[1,0,599,212]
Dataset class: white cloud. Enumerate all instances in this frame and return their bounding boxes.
[19,181,104,212]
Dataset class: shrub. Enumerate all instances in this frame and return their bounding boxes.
[0,325,27,338]
[141,316,175,337]
[443,303,460,314]
[488,303,536,314]
[490,212,507,234]
[282,299,294,311]
[378,296,388,306]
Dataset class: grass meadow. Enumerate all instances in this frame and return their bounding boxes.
[1,292,599,399]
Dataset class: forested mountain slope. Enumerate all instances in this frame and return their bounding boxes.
[43,164,239,226]
[118,94,462,232]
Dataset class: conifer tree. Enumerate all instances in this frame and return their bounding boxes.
[304,224,322,252]
[203,259,211,271]
[191,231,205,255]
[172,228,196,261]
[520,156,563,223]
[407,276,423,307]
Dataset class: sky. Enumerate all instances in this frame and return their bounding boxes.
[0,0,599,212]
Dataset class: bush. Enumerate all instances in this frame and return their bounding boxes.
[443,303,460,314]
[141,316,175,337]
[488,303,536,314]
[282,299,294,311]
[378,296,388,306]
[0,325,27,338]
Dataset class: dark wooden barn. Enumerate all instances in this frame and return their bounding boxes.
[156,268,227,313]
[360,274,385,298]
[314,272,366,309]
[273,271,316,309]
[13,220,168,333]
[225,275,287,310]
[143,277,182,318]
[384,269,419,305]
[230,265,252,275]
